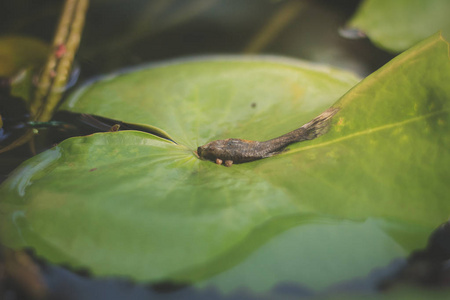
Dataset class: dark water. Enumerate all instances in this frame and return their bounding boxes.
[1,221,449,299]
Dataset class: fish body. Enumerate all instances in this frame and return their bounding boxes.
[197,108,338,166]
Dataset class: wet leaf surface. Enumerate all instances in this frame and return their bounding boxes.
[0,34,449,293]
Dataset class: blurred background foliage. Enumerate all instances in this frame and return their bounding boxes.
[0,0,395,80]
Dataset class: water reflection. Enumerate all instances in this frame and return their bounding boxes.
[2,219,449,300]
[338,27,366,39]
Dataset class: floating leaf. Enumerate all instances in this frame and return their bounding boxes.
[1,33,449,293]
[347,0,450,52]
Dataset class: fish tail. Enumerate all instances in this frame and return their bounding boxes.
[300,107,339,140]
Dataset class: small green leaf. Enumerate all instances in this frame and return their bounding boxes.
[347,0,450,52]
[0,36,49,77]
[1,33,449,292]
[0,36,49,103]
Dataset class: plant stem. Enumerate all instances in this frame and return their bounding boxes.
[0,0,89,154]
[30,0,89,122]
[244,0,305,53]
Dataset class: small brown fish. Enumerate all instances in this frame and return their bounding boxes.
[197,108,338,166]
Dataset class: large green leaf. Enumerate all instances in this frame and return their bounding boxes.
[348,0,450,52]
[61,56,359,148]
[1,34,449,293]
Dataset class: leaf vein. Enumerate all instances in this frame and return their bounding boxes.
[285,109,448,155]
